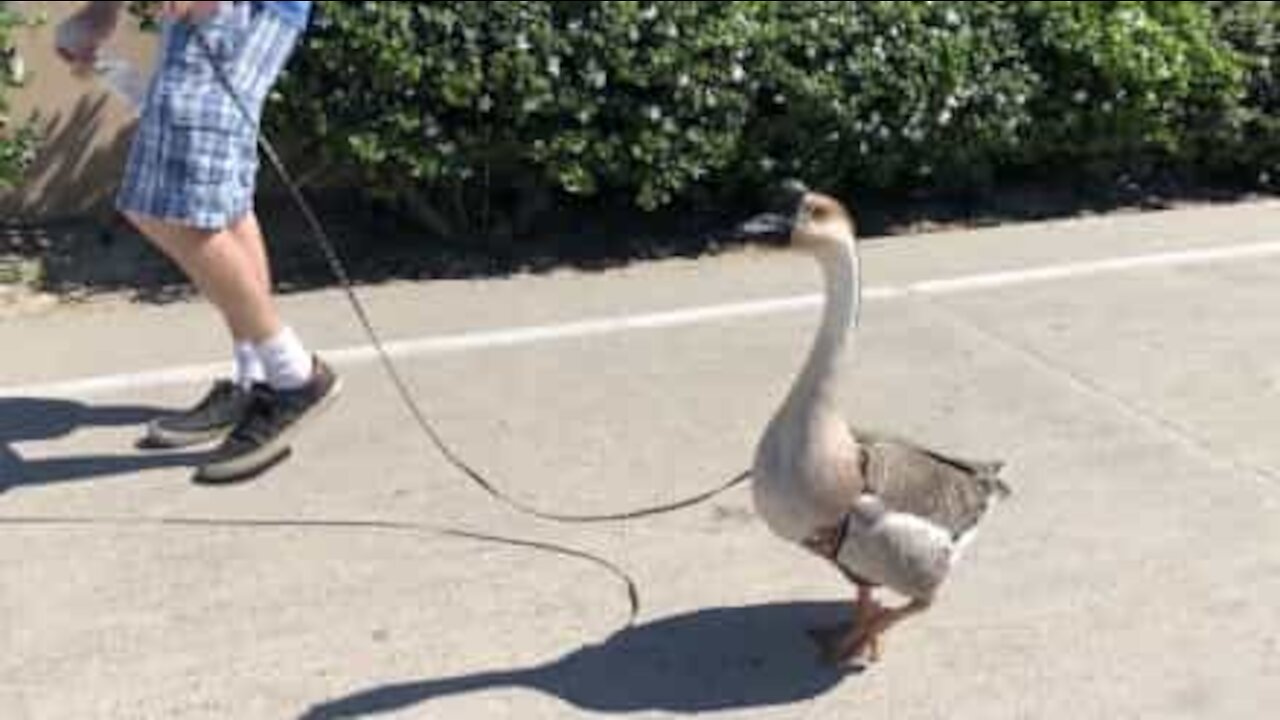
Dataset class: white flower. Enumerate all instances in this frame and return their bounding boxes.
[548,56,562,77]
[6,54,25,85]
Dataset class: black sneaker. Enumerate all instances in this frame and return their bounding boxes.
[194,356,342,484]
[142,379,253,449]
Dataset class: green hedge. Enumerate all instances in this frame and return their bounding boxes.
[1013,1,1245,178]
[0,6,39,191]
[743,1,1037,192]
[1208,0,1280,183]
[268,1,1280,239]
[273,1,761,238]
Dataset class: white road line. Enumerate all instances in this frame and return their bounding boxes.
[6,239,1280,399]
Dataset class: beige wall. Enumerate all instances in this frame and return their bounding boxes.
[2,1,158,221]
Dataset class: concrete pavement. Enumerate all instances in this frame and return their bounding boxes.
[2,200,1280,718]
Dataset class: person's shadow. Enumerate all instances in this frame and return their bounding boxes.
[301,601,855,719]
[0,398,213,491]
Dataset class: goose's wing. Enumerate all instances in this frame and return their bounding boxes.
[849,425,1008,540]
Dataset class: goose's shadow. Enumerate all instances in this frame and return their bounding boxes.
[0,397,212,490]
[302,601,854,719]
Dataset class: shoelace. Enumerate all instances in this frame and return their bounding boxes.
[230,385,283,444]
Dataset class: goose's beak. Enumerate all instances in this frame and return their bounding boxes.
[735,212,794,245]
[734,179,808,245]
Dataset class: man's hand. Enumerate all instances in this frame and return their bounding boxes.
[55,2,124,70]
[162,1,222,22]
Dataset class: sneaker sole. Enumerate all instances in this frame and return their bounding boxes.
[193,376,343,484]
[192,446,293,485]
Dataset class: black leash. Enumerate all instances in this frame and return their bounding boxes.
[0,513,639,626]
[193,25,752,525]
[88,18,759,631]
[8,9,751,644]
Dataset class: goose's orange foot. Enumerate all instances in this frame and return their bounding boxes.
[809,591,886,666]
[820,618,885,666]
[822,598,932,666]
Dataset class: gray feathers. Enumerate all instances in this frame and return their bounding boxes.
[829,425,1012,600]
[851,425,1010,541]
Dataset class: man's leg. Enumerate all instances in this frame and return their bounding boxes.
[126,211,281,343]
[123,4,339,476]
[230,211,272,298]
[230,212,271,388]
[128,210,304,386]
[132,211,281,448]
[131,210,272,447]
[129,209,337,480]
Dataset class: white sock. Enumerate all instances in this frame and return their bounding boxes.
[256,327,314,391]
[233,341,267,389]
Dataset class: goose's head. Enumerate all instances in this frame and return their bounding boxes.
[737,182,857,253]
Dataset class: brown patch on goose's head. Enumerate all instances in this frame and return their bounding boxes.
[791,193,857,252]
[736,183,857,251]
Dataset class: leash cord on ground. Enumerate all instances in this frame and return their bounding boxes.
[0,514,641,627]
[194,28,752,525]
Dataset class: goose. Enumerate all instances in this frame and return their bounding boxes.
[738,185,1011,666]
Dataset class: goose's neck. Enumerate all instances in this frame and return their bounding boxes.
[784,240,860,414]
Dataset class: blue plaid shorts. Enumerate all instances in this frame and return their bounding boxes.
[116,2,301,231]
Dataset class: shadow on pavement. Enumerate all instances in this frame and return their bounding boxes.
[0,397,211,490]
[302,601,855,719]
